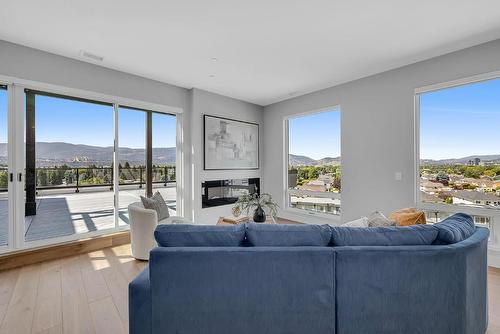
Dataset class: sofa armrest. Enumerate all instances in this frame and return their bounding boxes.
[129,266,151,334]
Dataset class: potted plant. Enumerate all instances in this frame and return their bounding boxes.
[232,193,279,223]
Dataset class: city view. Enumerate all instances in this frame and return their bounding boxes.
[287,109,341,215]
[419,77,500,222]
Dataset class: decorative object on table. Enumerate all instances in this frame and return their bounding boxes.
[222,215,250,224]
[233,193,278,223]
[203,114,259,170]
[389,207,426,226]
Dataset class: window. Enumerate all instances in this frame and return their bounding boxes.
[418,77,500,212]
[286,107,341,215]
[417,76,500,241]
[0,85,8,247]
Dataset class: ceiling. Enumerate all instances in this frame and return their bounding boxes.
[1,1,500,106]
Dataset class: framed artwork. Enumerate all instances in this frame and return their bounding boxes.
[203,115,259,170]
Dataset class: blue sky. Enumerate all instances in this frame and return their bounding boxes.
[420,78,500,160]
[289,108,341,160]
[0,93,176,148]
[1,80,499,160]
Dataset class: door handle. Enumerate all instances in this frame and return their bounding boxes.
[9,173,13,182]
[18,173,22,182]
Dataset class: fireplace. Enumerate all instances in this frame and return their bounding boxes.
[202,178,260,208]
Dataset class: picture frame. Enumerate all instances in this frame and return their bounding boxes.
[203,115,259,170]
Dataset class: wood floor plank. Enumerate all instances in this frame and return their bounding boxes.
[0,268,19,305]
[32,260,62,333]
[60,256,95,334]
[100,249,130,331]
[33,324,62,334]
[79,253,110,303]
[88,297,125,334]
[0,264,41,334]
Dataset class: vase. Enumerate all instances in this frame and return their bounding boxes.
[253,206,266,223]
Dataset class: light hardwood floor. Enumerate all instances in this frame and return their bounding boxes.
[0,244,498,334]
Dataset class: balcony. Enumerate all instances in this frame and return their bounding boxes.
[0,166,176,246]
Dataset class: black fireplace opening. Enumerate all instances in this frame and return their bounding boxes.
[202,178,260,208]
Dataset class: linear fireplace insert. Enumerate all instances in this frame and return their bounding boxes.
[202,178,260,208]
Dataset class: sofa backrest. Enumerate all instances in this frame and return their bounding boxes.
[245,223,332,246]
[154,213,477,248]
[154,224,246,247]
[330,224,438,246]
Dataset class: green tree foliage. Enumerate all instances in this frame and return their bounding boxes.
[0,171,7,189]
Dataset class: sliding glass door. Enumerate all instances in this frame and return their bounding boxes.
[23,91,115,243]
[117,106,146,226]
[152,112,176,214]
[117,106,176,226]
[0,86,9,247]
[0,84,178,251]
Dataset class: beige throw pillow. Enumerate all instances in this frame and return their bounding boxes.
[367,211,395,227]
[141,191,170,221]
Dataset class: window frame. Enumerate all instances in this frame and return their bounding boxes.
[283,105,342,222]
[414,70,500,249]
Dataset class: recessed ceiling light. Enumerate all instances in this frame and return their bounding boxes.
[211,57,218,62]
[79,50,104,62]
[209,74,215,78]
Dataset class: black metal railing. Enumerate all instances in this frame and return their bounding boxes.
[0,166,175,192]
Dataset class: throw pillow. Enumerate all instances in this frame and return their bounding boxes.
[140,191,170,221]
[367,211,395,227]
[389,208,426,226]
[341,217,369,228]
[433,213,476,244]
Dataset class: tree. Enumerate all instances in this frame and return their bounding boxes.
[436,171,449,185]
[37,170,47,186]
[0,171,7,189]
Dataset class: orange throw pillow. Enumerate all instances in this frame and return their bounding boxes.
[389,208,426,226]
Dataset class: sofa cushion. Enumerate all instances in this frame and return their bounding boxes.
[389,208,426,226]
[331,224,438,246]
[141,191,170,220]
[154,224,246,247]
[245,223,332,247]
[433,213,476,244]
[367,211,395,227]
[341,217,369,227]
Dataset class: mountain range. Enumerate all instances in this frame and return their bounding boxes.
[289,154,340,166]
[420,154,500,165]
[289,153,500,167]
[0,142,176,167]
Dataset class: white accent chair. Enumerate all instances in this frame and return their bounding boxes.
[128,202,192,260]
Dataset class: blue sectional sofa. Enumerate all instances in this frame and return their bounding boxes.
[129,213,489,334]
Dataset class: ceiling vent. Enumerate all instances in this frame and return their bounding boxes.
[79,50,104,62]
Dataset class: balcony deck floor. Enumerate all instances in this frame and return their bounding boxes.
[0,186,176,246]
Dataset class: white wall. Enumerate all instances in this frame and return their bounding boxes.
[0,41,267,224]
[189,88,264,224]
[263,39,500,224]
[0,39,197,218]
